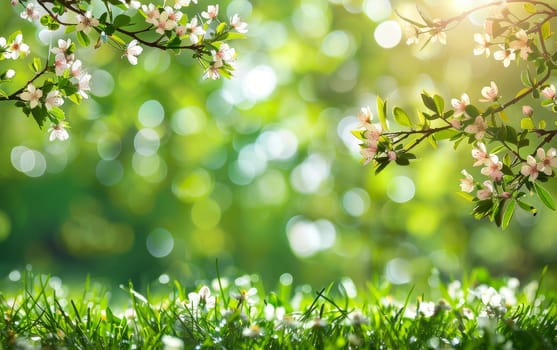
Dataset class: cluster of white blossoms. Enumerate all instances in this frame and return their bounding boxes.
[474,23,533,67]
[17,37,93,142]
[138,1,247,79]
[7,0,248,143]
[357,107,385,165]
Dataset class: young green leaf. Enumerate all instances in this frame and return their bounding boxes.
[534,182,556,210]
[433,94,444,114]
[393,107,412,127]
[520,117,534,130]
[376,96,388,131]
[421,92,437,113]
[77,31,90,47]
[501,199,515,230]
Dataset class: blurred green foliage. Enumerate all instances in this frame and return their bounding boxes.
[0,0,556,290]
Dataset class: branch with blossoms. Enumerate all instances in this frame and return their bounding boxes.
[354,0,557,228]
[0,0,247,141]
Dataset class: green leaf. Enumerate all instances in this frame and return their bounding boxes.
[434,128,457,140]
[456,191,474,202]
[374,159,390,174]
[393,107,412,127]
[433,94,444,114]
[216,22,227,35]
[395,10,428,28]
[534,182,556,210]
[113,14,131,28]
[464,105,480,118]
[376,96,388,131]
[541,21,552,40]
[49,107,65,120]
[523,3,536,13]
[225,32,247,40]
[351,129,365,140]
[520,117,534,130]
[517,200,537,216]
[77,31,90,47]
[31,106,47,128]
[501,199,515,230]
[515,87,531,99]
[32,57,42,72]
[520,70,530,87]
[421,92,437,113]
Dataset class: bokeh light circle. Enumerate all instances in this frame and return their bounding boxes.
[146,228,174,258]
[374,20,402,49]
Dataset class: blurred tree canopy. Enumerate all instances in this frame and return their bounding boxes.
[0,0,556,290]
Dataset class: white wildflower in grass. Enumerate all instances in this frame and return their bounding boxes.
[187,285,216,312]
[306,317,328,329]
[461,307,475,320]
[242,324,262,338]
[264,304,285,322]
[233,287,258,305]
[161,335,184,350]
[347,309,369,326]
[418,301,436,317]
[447,280,464,301]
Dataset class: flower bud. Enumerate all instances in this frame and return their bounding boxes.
[388,150,397,161]
[522,105,534,117]
[450,119,461,129]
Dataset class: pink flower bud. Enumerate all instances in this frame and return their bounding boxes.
[450,119,461,129]
[541,85,556,100]
[522,105,534,117]
[388,151,397,161]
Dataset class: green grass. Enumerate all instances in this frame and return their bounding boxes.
[0,268,556,349]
